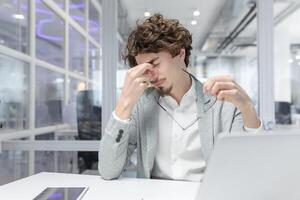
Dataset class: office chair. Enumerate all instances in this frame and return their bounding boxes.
[76,90,101,173]
[275,101,291,124]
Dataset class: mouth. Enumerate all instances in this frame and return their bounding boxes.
[151,78,166,87]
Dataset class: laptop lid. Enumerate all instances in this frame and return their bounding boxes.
[196,132,300,200]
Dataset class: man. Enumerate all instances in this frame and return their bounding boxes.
[98,14,261,181]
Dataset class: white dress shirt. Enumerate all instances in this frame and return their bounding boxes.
[113,79,262,182]
[151,78,206,181]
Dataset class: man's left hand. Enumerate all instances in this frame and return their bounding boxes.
[203,75,261,129]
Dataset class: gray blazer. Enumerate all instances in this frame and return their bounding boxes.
[98,77,245,180]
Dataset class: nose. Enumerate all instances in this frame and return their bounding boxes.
[145,68,159,81]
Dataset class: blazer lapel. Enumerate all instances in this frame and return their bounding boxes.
[194,78,217,161]
[142,89,160,177]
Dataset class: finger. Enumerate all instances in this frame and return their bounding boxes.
[210,82,236,96]
[133,76,151,86]
[138,82,149,90]
[217,89,239,102]
[128,63,154,79]
[203,75,233,93]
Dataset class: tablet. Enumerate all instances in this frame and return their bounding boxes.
[33,187,88,200]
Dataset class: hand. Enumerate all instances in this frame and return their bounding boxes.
[115,63,157,119]
[203,75,261,128]
[203,75,251,112]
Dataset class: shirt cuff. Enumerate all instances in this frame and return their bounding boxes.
[244,119,263,134]
[112,111,131,124]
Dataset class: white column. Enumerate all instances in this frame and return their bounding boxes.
[29,0,36,175]
[257,0,275,130]
[102,0,118,133]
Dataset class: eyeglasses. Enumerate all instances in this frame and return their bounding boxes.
[154,69,202,131]
[155,99,201,131]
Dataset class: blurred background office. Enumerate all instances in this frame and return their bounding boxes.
[0,0,300,185]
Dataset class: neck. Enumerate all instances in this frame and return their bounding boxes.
[169,69,192,105]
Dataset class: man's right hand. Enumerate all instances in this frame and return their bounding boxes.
[115,62,157,120]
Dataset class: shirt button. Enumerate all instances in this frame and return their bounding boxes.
[115,129,124,143]
[119,129,124,136]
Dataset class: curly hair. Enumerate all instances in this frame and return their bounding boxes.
[124,13,193,68]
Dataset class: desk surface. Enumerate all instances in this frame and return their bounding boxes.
[0,172,200,200]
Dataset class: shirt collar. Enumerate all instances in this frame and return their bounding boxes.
[160,77,197,108]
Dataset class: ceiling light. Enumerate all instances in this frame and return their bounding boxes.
[193,10,200,16]
[296,55,300,60]
[13,14,25,20]
[144,11,151,17]
[289,59,293,63]
[191,20,197,26]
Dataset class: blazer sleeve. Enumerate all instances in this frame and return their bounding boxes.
[98,105,138,180]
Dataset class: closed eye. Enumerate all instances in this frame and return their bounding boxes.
[153,63,160,67]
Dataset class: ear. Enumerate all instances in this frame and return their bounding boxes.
[179,49,186,59]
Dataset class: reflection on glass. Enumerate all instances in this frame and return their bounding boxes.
[0,0,29,54]
[69,78,86,103]
[35,67,65,128]
[89,1,100,42]
[273,1,300,125]
[54,0,64,9]
[35,133,76,174]
[88,42,100,79]
[118,40,124,63]
[36,1,65,67]
[76,85,101,142]
[69,0,85,28]
[194,0,258,104]
[0,150,29,185]
[62,78,86,128]
[69,26,85,75]
[0,54,29,132]
[88,82,102,109]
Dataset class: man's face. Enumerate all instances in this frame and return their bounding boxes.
[135,51,185,96]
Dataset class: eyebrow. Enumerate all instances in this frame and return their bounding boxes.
[146,57,159,65]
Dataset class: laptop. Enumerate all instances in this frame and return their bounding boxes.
[195,131,300,200]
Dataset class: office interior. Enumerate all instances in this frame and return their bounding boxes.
[0,0,299,187]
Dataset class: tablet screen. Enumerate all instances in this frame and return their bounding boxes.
[33,187,88,200]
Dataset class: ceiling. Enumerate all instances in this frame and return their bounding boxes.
[118,0,228,51]
[118,0,300,57]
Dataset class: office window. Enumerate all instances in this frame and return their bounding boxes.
[0,0,29,54]
[69,0,86,29]
[88,82,102,106]
[35,67,65,128]
[35,133,75,174]
[193,0,258,105]
[0,142,29,185]
[273,1,300,126]
[116,38,127,100]
[89,42,101,79]
[89,1,100,43]
[0,151,29,185]
[54,0,65,9]
[63,78,86,128]
[0,0,102,185]
[69,26,86,75]
[0,54,29,132]
[36,1,65,67]
[69,78,86,106]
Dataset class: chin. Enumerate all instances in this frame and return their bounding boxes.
[158,86,172,96]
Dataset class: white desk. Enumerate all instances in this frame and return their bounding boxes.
[0,172,200,200]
